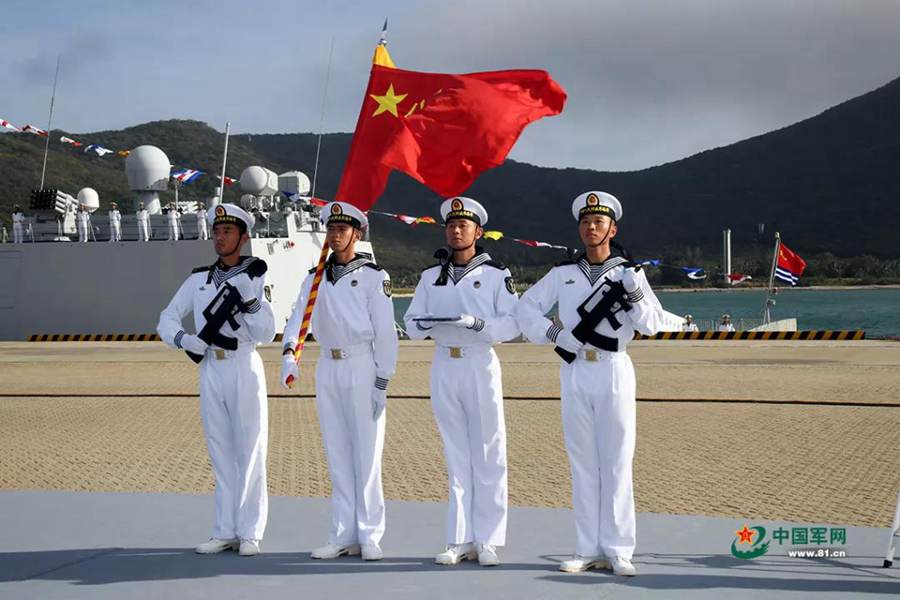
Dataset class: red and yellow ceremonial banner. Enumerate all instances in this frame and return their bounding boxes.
[336,64,567,209]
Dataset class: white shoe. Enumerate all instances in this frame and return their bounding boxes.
[478,544,500,566]
[361,543,383,561]
[311,542,361,559]
[195,538,239,554]
[239,539,260,556]
[611,556,636,576]
[435,543,478,565]
[559,554,608,573]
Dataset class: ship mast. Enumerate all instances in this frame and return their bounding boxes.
[39,55,61,190]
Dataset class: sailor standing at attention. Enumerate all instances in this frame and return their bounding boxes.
[77,204,91,243]
[515,191,665,577]
[196,202,209,240]
[403,197,520,567]
[167,202,182,241]
[280,201,397,562]
[108,202,122,242]
[157,203,275,557]
[11,205,25,244]
[137,202,151,241]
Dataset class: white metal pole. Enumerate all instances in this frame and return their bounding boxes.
[311,37,335,202]
[40,56,61,190]
[215,122,231,207]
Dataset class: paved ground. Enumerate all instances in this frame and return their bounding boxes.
[0,341,898,528]
[2,491,898,600]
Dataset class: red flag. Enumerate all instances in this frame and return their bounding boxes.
[336,65,566,209]
[775,242,807,286]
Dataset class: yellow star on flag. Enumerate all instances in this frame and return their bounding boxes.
[370,84,407,118]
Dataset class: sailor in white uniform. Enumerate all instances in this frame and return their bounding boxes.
[157,203,275,557]
[108,202,122,242]
[403,197,520,567]
[515,191,666,577]
[137,202,151,241]
[77,204,91,243]
[12,205,25,244]
[718,314,736,332]
[682,314,699,332]
[281,201,398,562]
[167,202,182,241]
[196,202,209,240]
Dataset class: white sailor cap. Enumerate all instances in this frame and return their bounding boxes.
[207,203,255,232]
[321,201,368,229]
[440,196,488,226]
[571,191,622,222]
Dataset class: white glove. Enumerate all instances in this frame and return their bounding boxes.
[556,329,583,354]
[372,388,387,420]
[280,353,299,390]
[621,268,641,294]
[449,314,478,329]
[230,279,258,312]
[180,334,208,356]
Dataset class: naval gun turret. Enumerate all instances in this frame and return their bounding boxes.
[125,145,170,215]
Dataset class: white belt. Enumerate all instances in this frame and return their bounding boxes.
[323,341,373,360]
[205,342,257,360]
[436,344,491,359]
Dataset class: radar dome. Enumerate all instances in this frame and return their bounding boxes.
[278,170,311,196]
[77,188,100,212]
[240,166,278,196]
[126,146,170,191]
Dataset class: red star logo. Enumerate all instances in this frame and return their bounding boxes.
[736,525,755,545]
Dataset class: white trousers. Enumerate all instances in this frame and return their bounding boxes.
[138,221,150,241]
[109,223,121,242]
[168,222,180,241]
[560,352,636,560]
[197,221,209,240]
[431,345,508,546]
[13,224,23,243]
[78,224,89,242]
[199,350,269,541]
[315,348,386,546]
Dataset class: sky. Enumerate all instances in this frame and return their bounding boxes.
[1,0,899,171]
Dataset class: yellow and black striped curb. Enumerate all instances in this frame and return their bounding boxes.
[28,333,289,342]
[27,331,866,342]
[635,330,865,341]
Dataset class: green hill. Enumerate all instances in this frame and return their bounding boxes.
[3,74,900,285]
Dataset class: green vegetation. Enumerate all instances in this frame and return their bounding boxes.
[2,74,899,284]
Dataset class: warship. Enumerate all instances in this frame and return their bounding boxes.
[0,144,372,340]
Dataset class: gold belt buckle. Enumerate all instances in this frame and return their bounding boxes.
[449,347,463,359]
[214,349,226,360]
[331,349,343,360]
[584,350,599,362]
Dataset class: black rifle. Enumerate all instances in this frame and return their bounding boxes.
[555,278,633,363]
[186,282,244,364]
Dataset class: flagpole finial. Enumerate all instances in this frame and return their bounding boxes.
[380,18,388,45]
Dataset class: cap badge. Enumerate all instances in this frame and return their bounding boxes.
[451,198,464,211]
[586,193,600,207]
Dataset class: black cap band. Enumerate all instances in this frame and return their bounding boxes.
[578,205,615,220]
[445,209,481,225]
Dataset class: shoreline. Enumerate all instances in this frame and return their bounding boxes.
[394,283,900,297]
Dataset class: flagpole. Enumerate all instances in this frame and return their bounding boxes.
[214,121,231,207]
[763,231,781,324]
[40,55,61,190]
